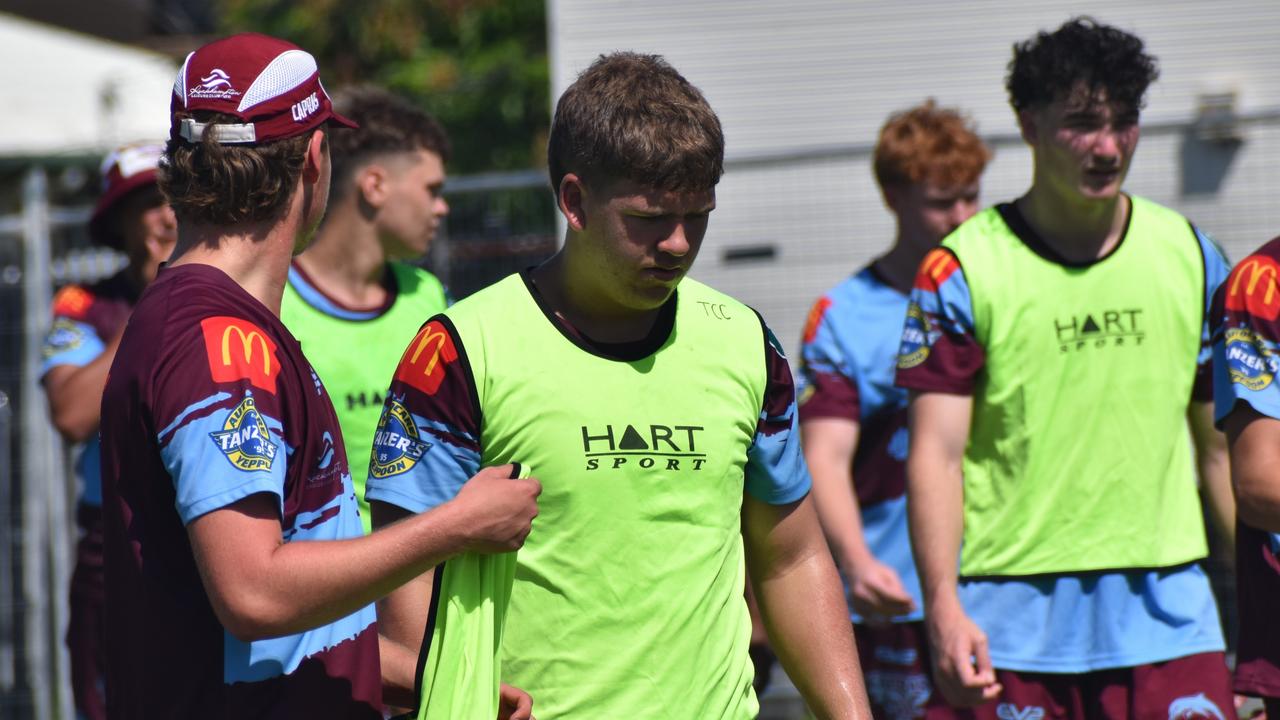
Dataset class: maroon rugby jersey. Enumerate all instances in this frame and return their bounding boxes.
[100,263,380,718]
[1211,236,1280,699]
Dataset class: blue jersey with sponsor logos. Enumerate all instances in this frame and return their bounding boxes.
[99,263,381,718]
[895,199,1229,672]
[367,271,810,718]
[40,271,138,508]
[797,266,921,624]
[1211,236,1280,696]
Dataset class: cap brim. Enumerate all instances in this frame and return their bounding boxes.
[326,110,359,130]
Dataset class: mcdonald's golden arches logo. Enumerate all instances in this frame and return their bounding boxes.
[394,320,458,396]
[1226,255,1280,321]
[200,316,281,393]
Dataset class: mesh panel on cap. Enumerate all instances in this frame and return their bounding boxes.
[173,51,193,106]
[237,49,318,113]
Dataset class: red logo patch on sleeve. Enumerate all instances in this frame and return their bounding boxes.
[52,286,94,318]
[200,316,281,394]
[1226,255,1280,321]
[913,248,960,291]
[802,297,832,344]
[395,320,458,396]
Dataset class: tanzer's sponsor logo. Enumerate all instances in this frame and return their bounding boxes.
[371,400,432,478]
[896,303,933,370]
[1225,327,1278,391]
[209,394,277,472]
[582,423,706,471]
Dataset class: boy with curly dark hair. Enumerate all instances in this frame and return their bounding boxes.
[897,17,1237,718]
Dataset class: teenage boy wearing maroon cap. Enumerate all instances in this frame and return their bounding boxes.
[40,142,175,720]
[99,33,539,719]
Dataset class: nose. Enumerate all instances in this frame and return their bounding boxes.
[1091,126,1123,159]
[435,195,449,218]
[659,221,691,257]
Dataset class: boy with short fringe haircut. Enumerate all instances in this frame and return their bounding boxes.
[370,51,872,718]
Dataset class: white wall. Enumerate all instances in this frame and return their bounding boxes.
[549,0,1280,352]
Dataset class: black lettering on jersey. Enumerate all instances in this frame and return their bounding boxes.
[580,423,707,472]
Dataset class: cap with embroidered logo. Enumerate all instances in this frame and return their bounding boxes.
[89,143,165,248]
[170,33,357,145]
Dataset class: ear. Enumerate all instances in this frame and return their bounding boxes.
[1016,110,1038,145]
[558,173,588,231]
[302,130,326,184]
[355,164,389,209]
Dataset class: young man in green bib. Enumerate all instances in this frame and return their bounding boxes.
[896,18,1236,718]
[281,86,452,535]
[369,52,871,718]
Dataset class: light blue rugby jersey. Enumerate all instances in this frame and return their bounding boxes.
[797,267,922,624]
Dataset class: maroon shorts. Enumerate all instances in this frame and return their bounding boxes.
[1235,524,1280,700]
[924,651,1235,720]
[855,621,936,719]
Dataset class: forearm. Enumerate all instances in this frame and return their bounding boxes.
[906,452,964,613]
[192,499,467,641]
[1198,450,1236,547]
[745,495,869,719]
[809,459,872,570]
[803,419,873,572]
[905,395,968,615]
[379,630,421,709]
[1189,402,1235,547]
[752,551,868,718]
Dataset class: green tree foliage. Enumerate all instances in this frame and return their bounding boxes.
[219,0,549,173]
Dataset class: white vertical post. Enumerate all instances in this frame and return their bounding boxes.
[20,166,72,720]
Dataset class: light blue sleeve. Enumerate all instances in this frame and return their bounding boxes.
[364,396,480,514]
[157,390,287,524]
[745,321,812,504]
[40,318,105,377]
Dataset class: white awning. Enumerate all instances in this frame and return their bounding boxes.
[0,11,176,157]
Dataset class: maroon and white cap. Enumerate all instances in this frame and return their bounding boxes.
[170,33,357,145]
[89,143,164,248]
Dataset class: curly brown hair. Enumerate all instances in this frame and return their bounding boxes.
[160,111,314,226]
[874,100,991,191]
[548,52,723,194]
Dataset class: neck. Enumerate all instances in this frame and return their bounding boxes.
[531,251,663,344]
[293,203,389,309]
[1018,182,1128,262]
[167,219,299,316]
[873,235,932,295]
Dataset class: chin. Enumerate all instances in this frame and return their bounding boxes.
[1078,184,1123,202]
